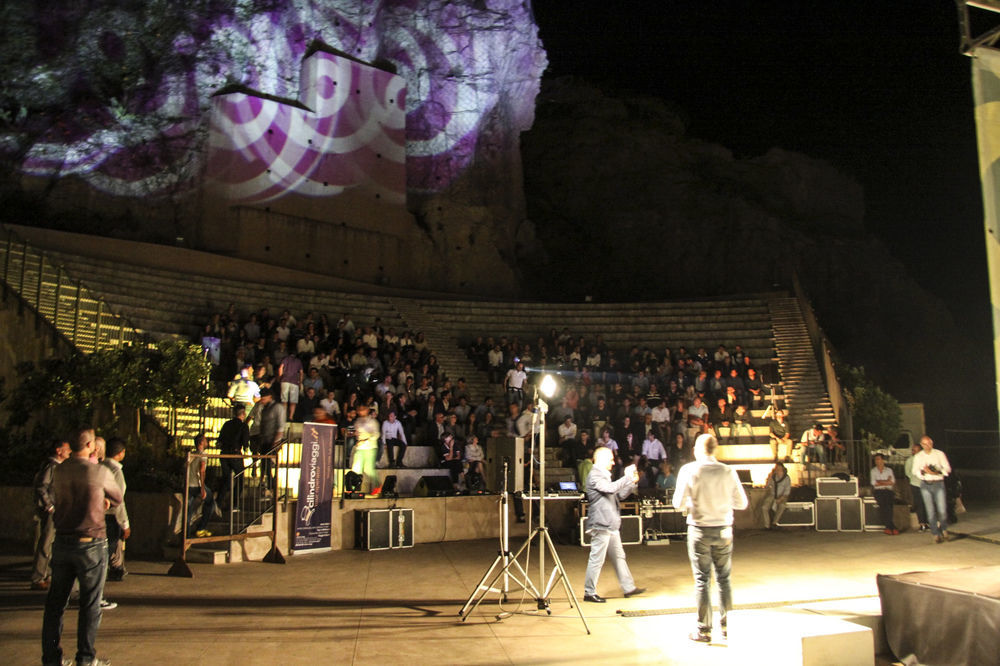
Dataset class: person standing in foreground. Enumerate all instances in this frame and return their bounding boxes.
[673,433,748,643]
[582,446,645,603]
[903,442,929,532]
[101,438,130,580]
[42,428,122,666]
[912,435,952,543]
[31,438,71,590]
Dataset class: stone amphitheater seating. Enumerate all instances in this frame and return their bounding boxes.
[3,226,843,477]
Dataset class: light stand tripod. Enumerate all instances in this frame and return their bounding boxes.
[459,383,590,633]
[459,459,534,614]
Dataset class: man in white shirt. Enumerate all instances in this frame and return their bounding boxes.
[558,416,578,443]
[870,453,898,535]
[912,436,952,543]
[641,431,667,465]
[799,424,826,464]
[504,361,527,410]
[380,411,408,468]
[673,434,748,643]
[650,401,671,434]
[686,397,709,446]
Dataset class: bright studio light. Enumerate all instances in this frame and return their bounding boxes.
[539,374,557,398]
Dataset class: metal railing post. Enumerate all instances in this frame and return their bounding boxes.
[95,299,104,349]
[53,267,62,330]
[229,469,235,536]
[17,240,27,293]
[2,233,11,284]
[72,280,81,346]
[34,252,43,310]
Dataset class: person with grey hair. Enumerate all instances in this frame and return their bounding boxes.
[673,433,748,643]
[582,446,645,603]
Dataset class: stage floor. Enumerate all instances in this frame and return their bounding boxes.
[2,504,999,665]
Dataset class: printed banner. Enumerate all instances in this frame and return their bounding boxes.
[294,422,334,553]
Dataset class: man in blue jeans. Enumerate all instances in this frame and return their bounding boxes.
[673,433,748,643]
[42,428,123,666]
[912,435,952,543]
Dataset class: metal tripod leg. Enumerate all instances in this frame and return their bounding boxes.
[461,528,543,622]
[538,527,590,633]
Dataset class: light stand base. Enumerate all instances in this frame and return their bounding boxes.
[461,525,590,633]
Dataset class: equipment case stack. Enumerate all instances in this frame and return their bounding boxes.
[355,508,415,550]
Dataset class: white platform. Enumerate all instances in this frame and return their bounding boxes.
[727,608,874,666]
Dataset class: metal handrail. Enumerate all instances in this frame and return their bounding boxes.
[168,451,284,577]
[0,223,146,353]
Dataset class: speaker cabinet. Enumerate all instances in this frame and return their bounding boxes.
[579,515,643,547]
[863,497,885,531]
[775,501,815,527]
[486,436,525,493]
[838,497,863,531]
[356,509,391,550]
[640,506,687,535]
[815,498,840,531]
[414,475,454,497]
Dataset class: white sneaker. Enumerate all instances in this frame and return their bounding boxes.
[100,599,118,610]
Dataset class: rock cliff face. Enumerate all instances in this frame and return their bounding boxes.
[522,78,993,429]
[0,0,546,293]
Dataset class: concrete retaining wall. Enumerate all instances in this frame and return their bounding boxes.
[0,486,175,557]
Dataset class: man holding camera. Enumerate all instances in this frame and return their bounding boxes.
[912,435,952,543]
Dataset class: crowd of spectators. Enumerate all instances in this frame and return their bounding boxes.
[469,331,789,487]
[199,304,493,492]
[198,308,838,496]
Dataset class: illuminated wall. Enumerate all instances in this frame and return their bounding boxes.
[0,1,545,294]
[206,47,407,209]
[1,1,545,199]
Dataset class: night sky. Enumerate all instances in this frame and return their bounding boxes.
[533,2,989,338]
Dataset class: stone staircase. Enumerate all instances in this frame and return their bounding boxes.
[389,298,498,404]
[768,297,836,436]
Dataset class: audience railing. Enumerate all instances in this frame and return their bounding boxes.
[168,451,284,577]
[0,224,146,353]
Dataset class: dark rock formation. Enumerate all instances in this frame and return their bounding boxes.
[522,78,994,431]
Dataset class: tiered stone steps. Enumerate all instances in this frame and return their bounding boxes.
[389,298,496,404]
[415,298,778,367]
[769,297,836,436]
[7,227,853,490]
[41,249,408,340]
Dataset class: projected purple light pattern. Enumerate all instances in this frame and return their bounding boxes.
[1,1,545,199]
[207,50,406,205]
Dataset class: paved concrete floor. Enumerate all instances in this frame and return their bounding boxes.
[2,504,998,666]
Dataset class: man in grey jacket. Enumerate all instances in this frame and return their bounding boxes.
[582,446,645,602]
[31,438,71,590]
